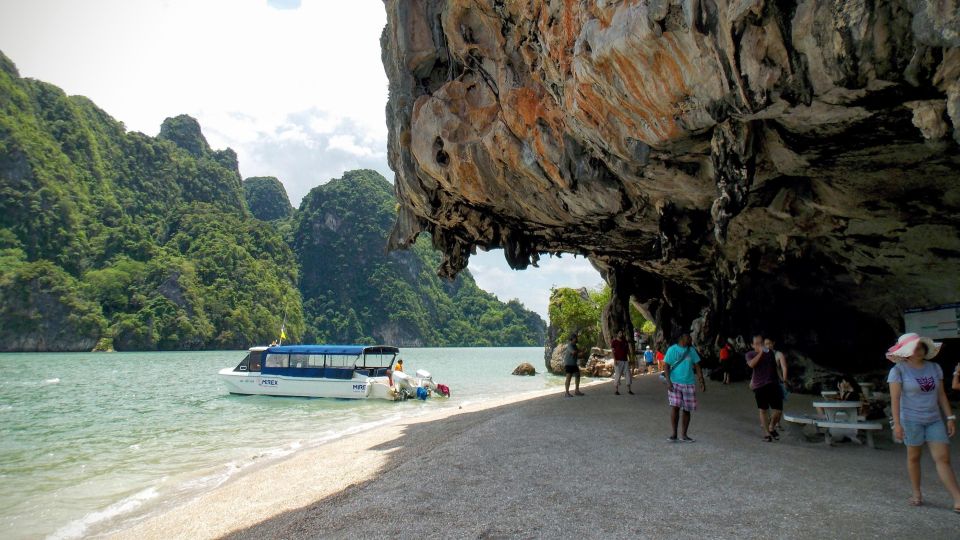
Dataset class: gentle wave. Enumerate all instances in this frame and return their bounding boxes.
[89,414,412,537]
[49,486,159,540]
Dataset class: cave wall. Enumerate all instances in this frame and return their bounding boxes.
[381,0,960,371]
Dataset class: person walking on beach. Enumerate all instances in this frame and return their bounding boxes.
[564,334,584,397]
[611,330,632,395]
[664,333,706,443]
[719,340,732,384]
[886,333,960,512]
[746,334,783,442]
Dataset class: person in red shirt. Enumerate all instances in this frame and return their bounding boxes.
[719,341,732,385]
[655,349,665,373]
[610,330,632,395]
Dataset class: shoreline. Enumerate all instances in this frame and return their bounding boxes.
[102,380,606,539]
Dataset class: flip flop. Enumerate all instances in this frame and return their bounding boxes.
[667,436,678,443]
[762,435,774,442]
[770,430,780,440]
[908,496,923,507]
[574,391,585,396]
[680,437,695,443]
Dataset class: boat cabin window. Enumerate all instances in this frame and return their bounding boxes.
[361,352,396,368]
[265,353,289,368]
[289,354,311,368]
[326,354,358,368]
[234,352,264,372]
[308,355,324,367]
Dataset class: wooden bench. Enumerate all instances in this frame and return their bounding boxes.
[815,420,884,448]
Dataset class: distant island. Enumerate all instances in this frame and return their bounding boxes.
[0,51,545,351]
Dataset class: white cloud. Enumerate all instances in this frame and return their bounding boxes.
[468,250,604,319]
[327,134,375,157]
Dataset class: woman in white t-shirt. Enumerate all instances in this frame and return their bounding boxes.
[886,333,960,512]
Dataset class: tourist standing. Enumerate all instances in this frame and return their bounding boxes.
[886,333,960,511]
[664,334,706,443]
[611,331,632,395]
[644,346,655,374]
[655,349,665,373]
[719,340,732,384]
[764,337,789,393]
[746,335,783,442]
[564,334,584,397]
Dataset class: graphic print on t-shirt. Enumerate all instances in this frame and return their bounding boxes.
[916,376,936,392]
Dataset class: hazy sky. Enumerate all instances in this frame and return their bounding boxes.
[0,0,602,317]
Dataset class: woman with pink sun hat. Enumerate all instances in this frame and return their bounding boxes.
[886,333,960,512]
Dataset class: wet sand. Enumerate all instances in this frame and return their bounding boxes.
[110,375,959,539]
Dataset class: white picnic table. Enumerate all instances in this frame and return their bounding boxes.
[812,401,882,448]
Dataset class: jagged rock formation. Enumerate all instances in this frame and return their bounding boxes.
[382,1,960,371]
[292,169,546,347]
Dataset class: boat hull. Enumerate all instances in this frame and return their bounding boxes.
[218,368,395,400]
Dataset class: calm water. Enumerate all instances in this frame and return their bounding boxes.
[0,347,559,539]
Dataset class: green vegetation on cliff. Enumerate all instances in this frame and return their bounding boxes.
[293,170,545,346]
[0,51,543,351]
[0,52,302,350]
[548,284,653,347]
[243,176,294,221]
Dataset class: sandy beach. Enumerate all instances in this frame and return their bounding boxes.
[109,375,958,539]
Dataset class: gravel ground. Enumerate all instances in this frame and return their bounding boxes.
[219,375,959,539]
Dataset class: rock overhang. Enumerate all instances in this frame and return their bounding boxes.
[381,0,960,370]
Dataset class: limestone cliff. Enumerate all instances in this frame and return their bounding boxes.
[382,1,960,370]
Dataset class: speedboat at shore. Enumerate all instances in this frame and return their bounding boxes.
[217,345,449,400]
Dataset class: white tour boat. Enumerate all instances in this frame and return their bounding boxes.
[217,344,449,400]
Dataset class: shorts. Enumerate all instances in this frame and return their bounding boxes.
[668,383,697,411]
[564,364,580,375]
[753,383,783,410]
[901,420,949,446]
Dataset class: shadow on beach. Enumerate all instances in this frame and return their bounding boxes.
[226,375,959,539]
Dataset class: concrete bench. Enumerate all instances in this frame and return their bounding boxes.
[782,413,824,440]
[815,420,884,448]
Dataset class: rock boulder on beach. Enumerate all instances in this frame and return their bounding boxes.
[512,362,537,376]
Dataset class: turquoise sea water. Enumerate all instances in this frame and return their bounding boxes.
[0,347,560,539]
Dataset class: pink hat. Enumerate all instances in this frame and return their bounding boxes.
[885,333,942,362]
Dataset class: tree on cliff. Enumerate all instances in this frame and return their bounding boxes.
[243,176,294,221]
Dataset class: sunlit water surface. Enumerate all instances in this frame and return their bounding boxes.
[0,347,561,539]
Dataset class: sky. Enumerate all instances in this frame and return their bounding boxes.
[0,0,602,318]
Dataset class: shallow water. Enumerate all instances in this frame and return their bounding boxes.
[0,347,558,539]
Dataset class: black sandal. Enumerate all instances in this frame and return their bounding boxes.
[762,434,774,442]
[770,429,780,440]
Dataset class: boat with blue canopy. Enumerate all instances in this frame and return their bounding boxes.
[217,344,449,400]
